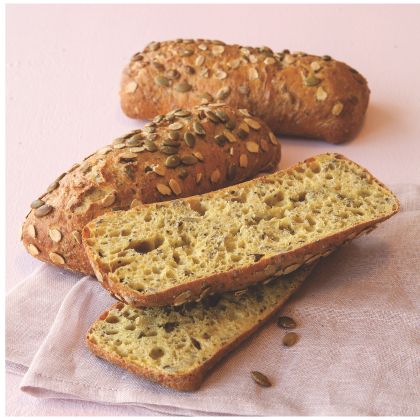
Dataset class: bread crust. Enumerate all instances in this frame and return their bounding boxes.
[83,153,400,307]
[120,40,370,143]
[86,264,314,391]
[21,105,281,275]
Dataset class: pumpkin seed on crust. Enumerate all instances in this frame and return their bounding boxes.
[155,75,170,87]
[35,204,53,218]
[48,228,62,243]
[243,118,261,130]
[174,82,192,93]
[184,132,196,148]
[31,199,45,209]
[239,154,248,168]
[193,121,206,136]
[156,183,172,196]
[210,169,221,184]
[27,224,36,239]
[28,243,40,256]
[246,141,259,153]
[165,155,181,168]
[169,178,182,195]
[49,252,65,265]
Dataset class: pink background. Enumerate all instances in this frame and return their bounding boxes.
[6,4,420,416]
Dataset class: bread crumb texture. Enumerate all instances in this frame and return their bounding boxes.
[87,265,311,390]
[84,153,398,298]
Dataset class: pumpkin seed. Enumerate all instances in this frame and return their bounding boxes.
[168,121,183,130]
[210,169,221,183]
[223,130,238,143]
[156,183,172,196]
[310,61,321,72]
[28,243,40,256]
[191,337,201,350]
[119,152,137,162]
[239,108,252,117]
[174,290,192,306]
[169,178,182,195]
[198,43,207,51]
[144,141,157,152]
[181,155,198,165]
[196,173,203,184]
[184,65,195,75]
[153,165,166,176]
[239,154,248,168]
[155,75,170,87]
[238,84,250,95]
[240,47,250,56]
[152,61,165,71]
[160,146,178,155]
[260,139,270,152]
[166,69,180,80]
[184,131,196,148]
[47,181,59,193]
[264,57,276,65]
[125,81,138,93]
[269,132,278,145]
[249,54,258,64]
[125,137,142,147]
[322,55,332,61]
[214,134,227,146]
[332,101,344,116]
[224,118,236,130]
[195,55,205,66]
[193,151,204,161]
[101,192,116,208]
[49,252,65,265]
[215,70,227,80]
[148,41,160,51]
[251,371,271,387]
[227,164,237,180]
[228,59,240,69]
[72,230,81,244]
[162,138,180,148]
[129,147,145,153]
[199,68,209,78]
[216,86,231,100]
[193,121,206,136]
[316,86,328,101]
[246,141,259,153]
[205,110,220,123]
[215,110,228,122]
[244,118,261,130]
[212,45,224,55]
[304,75,321,87]
[97,146,112,155]
[31,199,45,209]
[48,228,62,243]
[165,155,181,168]
[249,68,259,80]
[27,224,36,239]
[174,110,191,118]
[277,316,297,329]
[174,82,192,93]
[35,204,53,217]
[283,332,299,347]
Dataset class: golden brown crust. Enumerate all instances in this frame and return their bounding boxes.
[21,105,281,275]
[120,40,370,143]
[86,265,314,391]
[83,153,400,307]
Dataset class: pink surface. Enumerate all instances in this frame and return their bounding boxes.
[6,4,420,416]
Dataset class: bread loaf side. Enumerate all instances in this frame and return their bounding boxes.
[21,104,281,274]
[121,39,370,143]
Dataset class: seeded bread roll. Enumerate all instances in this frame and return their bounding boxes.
[121,39,370,144]
[82,153,399,307]
[87,264,315,391]
[21,104,281,275]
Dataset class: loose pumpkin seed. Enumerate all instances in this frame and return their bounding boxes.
[244,118,261,130]
[193,121,206,136]
[304,75,321,87]
[316,86,328,101]
[332,101,344,116]
[239,154,248,168]
[184,131,196,148]
[48,228,62,243]
[251,371,271,387]
[283,332,299,347]
[155,75,170,87]
[28,244,40,256]
[169,178,182,195]
[174,82,192,93]
[144,141,158,152]
[31,199,45,209]
[246,141,259,153]
[181,155,198,165]
[165,155,181,168]
[277,316,297,329]
[35,204,53,218]
[49,252,65,265]
[210,169,221,183]
[28,224,36,239]
[156,183,172,196]
[216,86,231,100]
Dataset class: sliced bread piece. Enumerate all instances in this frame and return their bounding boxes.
[87,264,315,391]
[83,153,399,307]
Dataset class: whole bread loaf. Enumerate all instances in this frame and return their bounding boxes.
[82,153,399,307]
[21,104,281,274]
[86,264,315,391]
[120,39,370,143]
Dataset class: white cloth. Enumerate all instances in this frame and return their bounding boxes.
[6,184,420,416]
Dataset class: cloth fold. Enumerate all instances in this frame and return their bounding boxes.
[6,184,420,416]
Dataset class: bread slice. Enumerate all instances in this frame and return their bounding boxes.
[86,264,315,391]
[83,153,399,307]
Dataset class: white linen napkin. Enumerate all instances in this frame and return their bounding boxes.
[6,184,420,416]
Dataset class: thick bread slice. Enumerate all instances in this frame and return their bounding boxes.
[83,153,399,307]
[86,264,315,391]
[121,39,370,143]
[21,104,280,275]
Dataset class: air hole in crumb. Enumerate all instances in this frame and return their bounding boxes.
[188,198,207,216]
[130,235,164,254]
[105,316,120,323]
[149,347,164,359]
[264,191,284,207]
